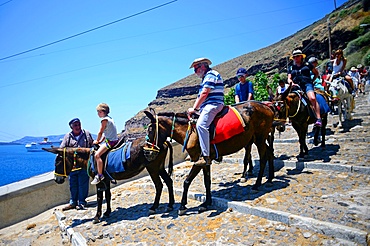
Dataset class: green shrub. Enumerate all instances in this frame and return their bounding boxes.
[254,71,270,101]
[224,88,235,105]
[363,49,370,66]
[351,5,362,14]
[345,32,370,54]
[339,9,349,18]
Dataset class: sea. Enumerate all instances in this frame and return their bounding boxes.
[0,144,56,187]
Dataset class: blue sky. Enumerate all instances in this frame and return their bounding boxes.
[0,0,347,142]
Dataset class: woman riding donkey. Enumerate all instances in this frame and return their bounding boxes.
[288,49,322,127]
[328,49,355,93]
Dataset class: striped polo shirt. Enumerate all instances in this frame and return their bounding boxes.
[199,69,224,109]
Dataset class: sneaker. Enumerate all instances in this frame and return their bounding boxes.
[62,204,76,211]
[76,204,86,210]
[91,175,104,185]
[314,119,322,127]
[193,157,211,167]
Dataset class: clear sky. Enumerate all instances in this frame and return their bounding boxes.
[0,0,347,142]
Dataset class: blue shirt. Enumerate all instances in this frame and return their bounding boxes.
[199,69,224,109]
[235,81,254,101]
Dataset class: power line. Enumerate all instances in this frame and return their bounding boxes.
[0,18,319,89]
[0,0,328,64]
[0,0,12,7]
[0,0,178,61]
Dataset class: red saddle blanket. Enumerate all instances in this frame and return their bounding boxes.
[210,106,245,144]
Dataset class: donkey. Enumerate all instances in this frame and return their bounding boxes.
[328,77,354,127]
[144,101,276,215]
[43,137,174,223]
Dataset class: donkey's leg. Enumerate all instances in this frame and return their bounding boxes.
[103,181,111,217]
[292,122,308,157]
[146,167,163,215]
[199,165,212,213]
[159,169,174,211]
[321,115,328,148]
[241,144,253,183]
[93,189,103,224]
[252,138,268,190]
[179,165,202,216]
[265,142,275,184]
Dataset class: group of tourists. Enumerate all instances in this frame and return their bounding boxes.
[60,48,368,210]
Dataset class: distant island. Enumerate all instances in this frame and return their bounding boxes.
[0,134,98,145]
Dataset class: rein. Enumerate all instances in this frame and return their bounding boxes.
[288,96,301,118]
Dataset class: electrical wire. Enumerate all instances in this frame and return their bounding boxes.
[0,0,178,61]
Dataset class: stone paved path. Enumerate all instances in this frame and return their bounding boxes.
[0,93,369,246]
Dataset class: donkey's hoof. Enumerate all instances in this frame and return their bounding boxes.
[178,206,187,216]
[198,206,208,213]
[265,181,274,188]
[240,177,247,183]
[92,217,100,224]
[148,209,156,215]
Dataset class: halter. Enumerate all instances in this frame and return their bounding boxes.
[54,148,68,177]
[54,148,87,177]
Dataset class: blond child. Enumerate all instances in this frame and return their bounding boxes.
[91,103,118,185]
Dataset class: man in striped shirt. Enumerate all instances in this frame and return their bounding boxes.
[188,58,225,166]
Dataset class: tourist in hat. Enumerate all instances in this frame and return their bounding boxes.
[288,49,323,127]
[234,67,254,103]
[348,67,360,96]
[357,64,368,94]
[60,118,94,211]
[188,58,224,166]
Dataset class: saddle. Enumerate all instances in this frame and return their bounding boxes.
[291,87,330,116]
[90,140,132,175]
[192,105,245,144]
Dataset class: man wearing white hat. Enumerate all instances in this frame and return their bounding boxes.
[188,58,224,166]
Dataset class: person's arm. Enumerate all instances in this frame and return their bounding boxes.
[248,82,254,100]
[340,58,347,73]
[94,119,108,144]
[235,95,240,103]
[85,130,94,147]
[188,87,210,114]
[312,67,319,82]
[287,73,295,85]
[59,133,69,148]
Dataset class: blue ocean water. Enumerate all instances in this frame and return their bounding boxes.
[0,144,56,187]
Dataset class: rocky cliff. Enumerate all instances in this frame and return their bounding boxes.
[124,0,368,137]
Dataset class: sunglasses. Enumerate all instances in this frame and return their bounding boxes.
[193,64,202,72]
[237,75,245,78]
[72,123,81,127]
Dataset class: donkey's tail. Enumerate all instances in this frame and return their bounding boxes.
[165,141,174,176]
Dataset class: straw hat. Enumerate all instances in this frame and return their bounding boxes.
[189,58,212,69]
[350,67,357,72]
[290,49,306,59]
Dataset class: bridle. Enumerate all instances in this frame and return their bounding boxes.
[54,148,88,177]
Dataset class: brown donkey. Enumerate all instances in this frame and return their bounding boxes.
[144,101,275,215]
[43,137,174,223]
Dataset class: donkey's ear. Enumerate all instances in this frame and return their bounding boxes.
[149,107,156,115]
[144,110,155,122]
[281,83,292,100]
[42,147,61,154]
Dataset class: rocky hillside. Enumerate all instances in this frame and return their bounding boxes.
[124,0,369,138]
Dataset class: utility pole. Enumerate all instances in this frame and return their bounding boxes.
[327,18,332,58]
[334,0,337,9]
